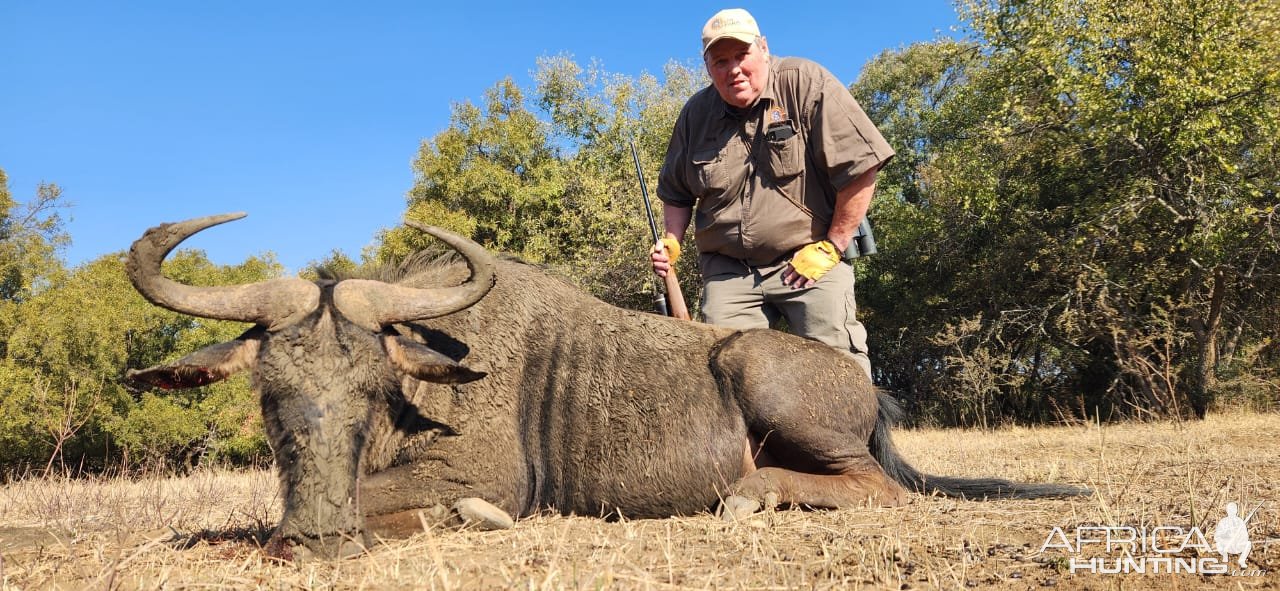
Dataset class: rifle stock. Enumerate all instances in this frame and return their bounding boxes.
[661,262,689,320]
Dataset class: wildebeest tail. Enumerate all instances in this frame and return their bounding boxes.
[869,392,1090,499]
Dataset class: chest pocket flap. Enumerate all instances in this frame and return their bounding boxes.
[690,148,731,200]
[765,120,804,180]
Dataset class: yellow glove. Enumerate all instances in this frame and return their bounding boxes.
[658,234,681,263]
[788,240,841,281]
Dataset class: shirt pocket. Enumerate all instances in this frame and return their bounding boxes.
[691,148,733,211]
[765,121,804,180]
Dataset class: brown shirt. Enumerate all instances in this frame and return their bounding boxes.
[657,56,894,276]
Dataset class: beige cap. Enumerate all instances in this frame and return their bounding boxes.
[701,8,760,55]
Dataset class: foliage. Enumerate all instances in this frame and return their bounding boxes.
[377,56,707,312]
[0,170,69,308]
[0,178,277,472]
[301,248,359,281]
[855,0,1280,424]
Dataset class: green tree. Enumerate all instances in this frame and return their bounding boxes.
[0,169,70,344]
[855,0,1280,424]
[378,57,705,311]
[0,246,279,472]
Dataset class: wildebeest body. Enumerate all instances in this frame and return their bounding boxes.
[126,214,1086,559]
[359,259,753,521]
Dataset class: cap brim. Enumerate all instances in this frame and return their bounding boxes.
[702,33,757,55]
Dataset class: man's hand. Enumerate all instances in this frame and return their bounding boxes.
[782,240,841,288]
[651,234,681,278]
[659,235,681,263]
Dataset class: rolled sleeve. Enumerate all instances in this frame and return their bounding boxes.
[656,109,697,208]
[809,69,895,192]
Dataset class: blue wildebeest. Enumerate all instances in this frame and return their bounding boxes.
[127,213,1087,559]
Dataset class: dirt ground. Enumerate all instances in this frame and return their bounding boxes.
[1,412,1276,590]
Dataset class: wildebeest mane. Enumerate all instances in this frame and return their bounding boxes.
[316,249,531,289]
[317,249,574,293]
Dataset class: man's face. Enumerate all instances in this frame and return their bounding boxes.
[704,37,769,109]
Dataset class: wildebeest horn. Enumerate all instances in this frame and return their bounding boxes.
[332,222,496,330]
[127,212,321,331]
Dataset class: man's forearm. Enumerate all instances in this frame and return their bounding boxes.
[827,168,877,254]
[663,203,693,241]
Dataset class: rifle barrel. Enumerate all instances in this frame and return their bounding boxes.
[632,142,661,244]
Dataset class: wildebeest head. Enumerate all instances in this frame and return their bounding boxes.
[125,212,495,559]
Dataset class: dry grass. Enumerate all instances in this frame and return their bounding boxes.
[2,412,1277,590]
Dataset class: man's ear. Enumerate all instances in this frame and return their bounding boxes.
[382,335,486,384]
[126,329,263,390]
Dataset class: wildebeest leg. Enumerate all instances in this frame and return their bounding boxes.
[729,458,907,510]
[713,330,908,515]
[726,419,908,514]
[363,506,447,539]
[361,462,517,540]
[364,498,514,540]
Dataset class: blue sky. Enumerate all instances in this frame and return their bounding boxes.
[2,1,960,272]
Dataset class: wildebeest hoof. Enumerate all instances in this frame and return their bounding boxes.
[452,497,514,530]
[720,495,761,522]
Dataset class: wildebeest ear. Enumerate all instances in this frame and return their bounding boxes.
[126,329,263,390]
[382,335,486,384]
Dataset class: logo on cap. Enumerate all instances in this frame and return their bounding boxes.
[701,8,761,54]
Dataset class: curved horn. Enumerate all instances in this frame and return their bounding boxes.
[332,223,496,330]
[127,212,320,331]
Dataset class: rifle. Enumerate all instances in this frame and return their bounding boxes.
[631,141,690,320]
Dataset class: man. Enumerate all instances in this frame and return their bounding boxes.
[651,8,894,379]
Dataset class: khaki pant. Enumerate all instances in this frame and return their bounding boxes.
[701,262,872,380]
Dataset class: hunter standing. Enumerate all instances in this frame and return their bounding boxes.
[651,8,894,379]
